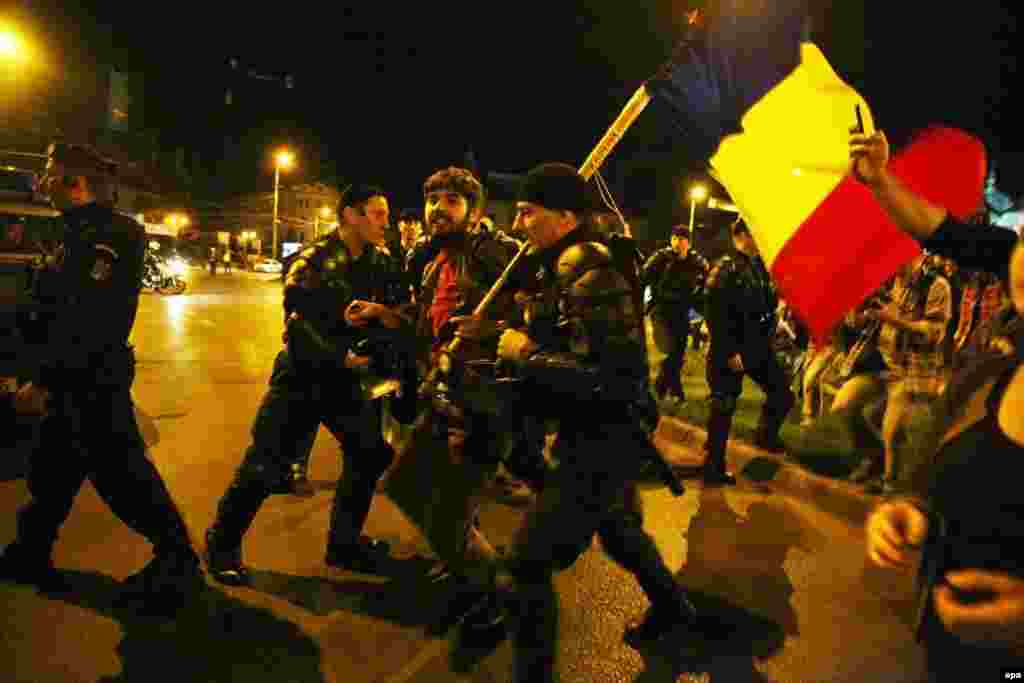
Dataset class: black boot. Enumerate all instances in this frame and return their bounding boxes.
[0,542,70,593]
[285,462,315,497]
[117,551,205,617]
[204,476,267,585]
[204,530,250,586]
[754,388,794,453]
[703,408,736,486]
[624,588,699,646]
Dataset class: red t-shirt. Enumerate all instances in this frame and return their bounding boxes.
[428,250,460,346]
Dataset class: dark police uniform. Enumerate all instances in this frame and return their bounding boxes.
[641,244,709,399]
[704,247,794,478]
[495,225,697,681]
[1,202,201,599]
[204,232,409,584]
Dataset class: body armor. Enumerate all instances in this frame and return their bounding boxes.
[704,249,777,359]
[641,246,709,317]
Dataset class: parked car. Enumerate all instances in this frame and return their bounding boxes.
[253,258,283,274]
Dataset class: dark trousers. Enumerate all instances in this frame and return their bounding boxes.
[704,342,794,471]
[15,387,195,561]
[650,310,690,391]
[207,350,393,552]
[500,420,682,682]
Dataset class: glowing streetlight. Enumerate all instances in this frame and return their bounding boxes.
[0,29,23,61]
[688,184,708,232]
[271,148,295,258]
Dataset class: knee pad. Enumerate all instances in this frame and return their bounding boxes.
[710,394,738,416]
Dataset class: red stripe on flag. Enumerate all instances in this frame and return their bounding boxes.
[771,176,921,344]
[771,127,986,344]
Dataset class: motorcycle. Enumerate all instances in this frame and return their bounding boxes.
[142,252,187,295]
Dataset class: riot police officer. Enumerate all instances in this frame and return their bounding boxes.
[641,223,709,402]
[703,218,795,485]
[203,184,412,585]
[490,163,699,681]
[0,142,203,614]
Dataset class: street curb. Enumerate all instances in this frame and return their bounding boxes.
[652,416,878,527]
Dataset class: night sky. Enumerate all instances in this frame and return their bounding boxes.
[17,2,1024,210]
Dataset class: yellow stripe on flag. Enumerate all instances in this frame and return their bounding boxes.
[710,43,874,268]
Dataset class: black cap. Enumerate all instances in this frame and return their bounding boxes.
[671,224,691,238]
[518,162,591,214]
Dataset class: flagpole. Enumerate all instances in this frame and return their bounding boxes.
[578,85,652,180]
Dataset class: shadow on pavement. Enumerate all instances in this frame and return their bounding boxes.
[246,562,451,627]
[634,486,825,682]
[44,569,325,683]
[632,591,783,683]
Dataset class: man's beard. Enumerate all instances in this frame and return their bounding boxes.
[426,212,472,247]
[427,211,470,236]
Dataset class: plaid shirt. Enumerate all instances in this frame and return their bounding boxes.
[877,271,953,394]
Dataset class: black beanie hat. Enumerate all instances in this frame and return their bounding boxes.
[519,162,591,214]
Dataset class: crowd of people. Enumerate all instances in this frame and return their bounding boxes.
[0,126,1021,682]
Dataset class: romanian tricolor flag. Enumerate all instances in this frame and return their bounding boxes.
[646,0,987,342]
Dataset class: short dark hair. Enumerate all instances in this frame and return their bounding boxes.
[398,210,421,224]
[338,184,387,214]
[423,167,486,214]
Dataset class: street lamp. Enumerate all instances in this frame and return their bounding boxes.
[0,30,22,60]
[688,184,708,232]
[271,149,295,259]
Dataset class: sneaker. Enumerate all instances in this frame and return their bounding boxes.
[0,543,70,593]
[325,538,393,574]
[624,593,699,647]
[204,534,250,587]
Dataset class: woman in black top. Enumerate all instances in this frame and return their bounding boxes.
[853,130,1024,679]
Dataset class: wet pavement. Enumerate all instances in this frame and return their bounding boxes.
[0,268,927,682]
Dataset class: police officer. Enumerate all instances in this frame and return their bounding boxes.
[641,223,709,402]
[490,163,699,681]
[203,184,412,585]
[0,143,203,613]
[703,218,795,485]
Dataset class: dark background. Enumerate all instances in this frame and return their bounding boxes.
[12,1,1023,220]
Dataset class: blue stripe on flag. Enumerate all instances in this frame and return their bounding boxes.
[646,0,809,161]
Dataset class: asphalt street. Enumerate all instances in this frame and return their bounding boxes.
[0,267,928,683]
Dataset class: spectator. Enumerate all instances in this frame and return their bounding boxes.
[854,129,1024,679]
